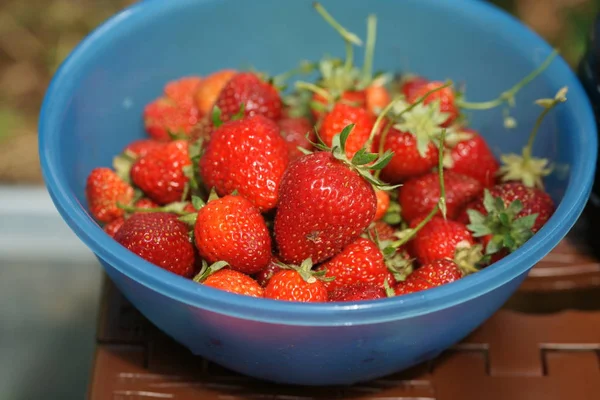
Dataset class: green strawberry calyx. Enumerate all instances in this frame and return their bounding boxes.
[466,188,538,257]
[456,50,559,128]
[274,258,334,284]
[498,87,567,190]
[454,243,483,275]
[366,228,414,282]
[383,278,396,298]
[117,200,191,216]
[382,199,404,225]
[371,81,454,179]
[192,260,230,283]
[113,151,136,184]
[182,136,206,201]
[300,122,398,190]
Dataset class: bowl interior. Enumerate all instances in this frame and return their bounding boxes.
[39,0,596,324]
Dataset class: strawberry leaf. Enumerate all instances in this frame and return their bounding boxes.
[383,201,403,225]
[351,148,379,165]
[179,213,198,226]
[513,213,538,231]
[498,212,510,226]
[211,106,223,128]
[339,123,354,151]
[231,103,246,121]
[466,209,486,225]
[167,129,188,141]
[297,146,313,155]
[482,189,496,214]
[193,260,230,283]
[113,152,136,184]
[368,150,394,170]
[191,195,205,210]
[486,236,502,255]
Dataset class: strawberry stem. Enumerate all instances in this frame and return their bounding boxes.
[361,14,377,86]
[313,3,363,46]
[498,87,567,189]
[383,278,396,298]
[365,97,405,149]
[117,201,191,216]
[313,2,362,73]
[525,87,567,159]
[272,60,317,86]
[457,50,558,111]
[193,260,230,283]
[295,81,334,103]
[390,204,440,249]
[437,128,447,219]
[373,121,393,180]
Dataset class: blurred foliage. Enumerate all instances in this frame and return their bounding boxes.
[0,0,136,139]
[490,0,600,66]
[0,0,598,183]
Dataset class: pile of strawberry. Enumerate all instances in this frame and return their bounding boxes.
[85,4,566,303]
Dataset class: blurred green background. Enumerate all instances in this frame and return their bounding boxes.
[0,0,599,183]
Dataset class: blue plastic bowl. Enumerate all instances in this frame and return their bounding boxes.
[39,0,597,385]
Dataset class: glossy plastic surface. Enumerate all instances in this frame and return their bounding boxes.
[39,0,597,385]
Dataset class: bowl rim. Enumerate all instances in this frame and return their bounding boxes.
[39,0,597,326]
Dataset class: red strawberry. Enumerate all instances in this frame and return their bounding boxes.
[134,198,160,210]
[103,217,125,238]
[183,202,197,213]
[319,103,375,157]
[114,212,196,277]
[400,76,429,99]
[143,77,202,141]
[328,282,386,302]
[194,70,237,116]
[274,151,377,264]
[199,115,289,212]
[213,72,282,123]
[194,195,272,274]
[85,167,134,223]
[277,117,316,161]
[254,259,283,288]
[394,278,434,295]
[131,140,191,205]
[460,182,554,233]
[264,260,328,302]
[365,84,391,115]
[144,99,197,141]
[189,115,215,143]
[405,80,459,127]
[399,171,483,222]
[410,259,463,287]
[312,90,366,120]
[374,190,390,221]
[367,221,396,241]
[164,76,203,110]
[316,238,394,292]
[201,268,264,298]
[446,129,499,187]
[376,126,439,183]
[411,216,476,265]
[124,139,165,158]
[393,259,463,296]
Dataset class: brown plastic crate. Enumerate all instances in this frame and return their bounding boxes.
[88,234,600,400]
